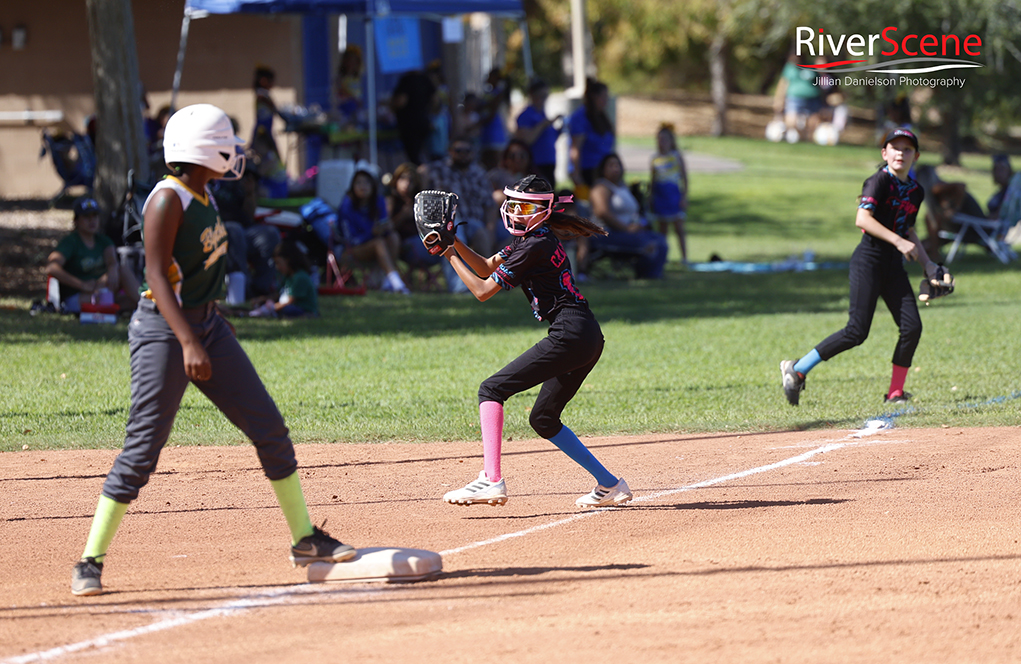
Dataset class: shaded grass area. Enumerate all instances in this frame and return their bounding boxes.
[2,137,1018,451]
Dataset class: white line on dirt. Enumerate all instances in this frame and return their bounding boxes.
[439,439,866,556]
[1,585,381,664]
[4,437,896,664]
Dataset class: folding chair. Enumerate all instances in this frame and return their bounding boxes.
[114,169,148,287]
[939,213,1017,264]
[256,206,367,296]
[39,131,95,202]
[319,251,367,296]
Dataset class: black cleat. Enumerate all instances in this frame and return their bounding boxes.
[290,523,357,567]
[780,360,806,406]
[71,557,104,596]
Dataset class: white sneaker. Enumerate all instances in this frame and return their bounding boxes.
[576,478,633,507]
[443,471,508,506]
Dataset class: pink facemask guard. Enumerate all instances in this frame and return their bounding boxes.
[500,189,574,236]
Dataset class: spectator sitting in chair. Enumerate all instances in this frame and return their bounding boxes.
[915,161,1015,256]
[339,169,410,294]
[421,136,496,293]
[587,153,669,279]
[987,154,1014,219]
[47,197,139,313]
[386,162,440,274]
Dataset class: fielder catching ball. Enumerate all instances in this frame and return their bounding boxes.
[71,104,355,597]
[415,176,633,508]
[781,128,954,407]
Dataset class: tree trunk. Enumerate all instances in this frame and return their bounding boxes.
[85,0,150,235]
[939,96,963,166]
[710,31,728,137]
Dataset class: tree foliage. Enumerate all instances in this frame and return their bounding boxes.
[524,0,1021,159]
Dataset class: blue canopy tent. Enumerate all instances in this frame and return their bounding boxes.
[173,0,527,166]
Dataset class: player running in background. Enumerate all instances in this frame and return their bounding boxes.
[71,104,355,596]
[648,123,689,265]
[781,128,946,406]
[438,175,633,508]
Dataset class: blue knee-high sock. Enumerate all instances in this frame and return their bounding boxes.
[793,348,822,376]
[548,425,617,487]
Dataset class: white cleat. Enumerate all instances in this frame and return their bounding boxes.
[576,478,633,508]
[443,471,508,506]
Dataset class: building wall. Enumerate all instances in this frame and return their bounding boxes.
[0,0,300,199]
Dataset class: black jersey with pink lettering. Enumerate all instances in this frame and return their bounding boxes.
[858,165,924,239]
[492,225,589,322]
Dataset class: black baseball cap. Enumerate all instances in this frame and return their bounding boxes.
[883,127,919,151]
[73,196,100,217]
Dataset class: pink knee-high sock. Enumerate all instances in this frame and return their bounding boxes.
[888,364,910,397]
[480,401,504,481]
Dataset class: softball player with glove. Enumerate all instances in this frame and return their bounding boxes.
[781,128,953,406]
[416,176,633,508]
[71,105,355,596]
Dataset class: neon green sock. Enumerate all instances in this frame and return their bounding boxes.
[81,495,129,563]
[270,472,314,545]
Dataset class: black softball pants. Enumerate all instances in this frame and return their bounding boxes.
[478,309,603,439]
[816,236,922,367]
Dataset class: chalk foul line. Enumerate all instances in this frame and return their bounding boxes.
[1,585,380,664]
[439,441,850,557]
[5,439,866,664]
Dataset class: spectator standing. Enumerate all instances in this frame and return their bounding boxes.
[251,66,288,196]
[648,123,689,264]
[773,52,823,142]
[569,78,615,197]
[453,92,482,147]
[391,68,437,165]
[515,77,562,186]
[425,60,451,162]
[478,68,511,170]
[335,45,364,127]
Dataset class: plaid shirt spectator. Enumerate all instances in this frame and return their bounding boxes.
[424,157,493,223]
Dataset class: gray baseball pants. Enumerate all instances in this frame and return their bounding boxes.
[101,299,297,503]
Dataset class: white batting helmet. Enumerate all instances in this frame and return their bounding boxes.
[163,104,245,180]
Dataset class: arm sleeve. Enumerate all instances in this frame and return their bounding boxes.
[54,234,76,262]
[569,109,590,139]
[492,240,543,290]
[292,272,313,301]
[516,108,538,130]
[858,171,887,211]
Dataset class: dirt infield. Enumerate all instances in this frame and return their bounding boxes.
[2,427,1019,663]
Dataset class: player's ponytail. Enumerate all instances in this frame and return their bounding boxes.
[547,209,608,240]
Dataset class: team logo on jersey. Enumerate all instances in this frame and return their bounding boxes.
[201,221,229,269]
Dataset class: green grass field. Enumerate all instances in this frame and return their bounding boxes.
[2,137,1018,452]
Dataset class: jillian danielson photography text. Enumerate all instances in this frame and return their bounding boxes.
[816,76,968,89]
